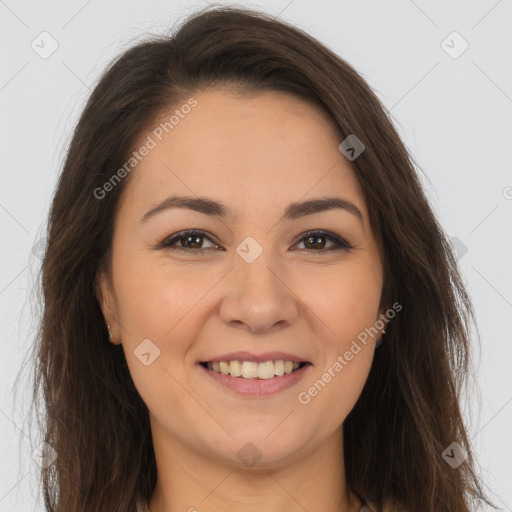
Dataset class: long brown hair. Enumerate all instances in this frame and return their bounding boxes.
[22,5,495,511]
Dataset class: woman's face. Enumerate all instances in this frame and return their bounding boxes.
[98,88,384,467]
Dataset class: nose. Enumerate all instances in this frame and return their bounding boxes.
[218,247,299,334]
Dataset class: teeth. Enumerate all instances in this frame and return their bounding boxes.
[274,360,285,376]
[257,361,275,380]
[241,361,258,378]
[205,359,305,379]
[219,361,230,375]
[230,360,242,377]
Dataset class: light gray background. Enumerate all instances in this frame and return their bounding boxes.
[1,0,511,510]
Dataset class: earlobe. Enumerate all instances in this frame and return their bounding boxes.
[95,270,121,345]
[375,306,388,348]
[94,270,109,317]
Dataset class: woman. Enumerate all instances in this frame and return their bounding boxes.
[31,5,494,512]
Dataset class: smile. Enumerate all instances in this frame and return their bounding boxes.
[199,359,312,397]
[201,359,308,379]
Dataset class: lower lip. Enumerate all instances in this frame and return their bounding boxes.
[199,363,312,397]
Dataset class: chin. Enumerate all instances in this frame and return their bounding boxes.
[203,430,308,469]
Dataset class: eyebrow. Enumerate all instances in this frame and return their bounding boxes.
[140,195,363,225]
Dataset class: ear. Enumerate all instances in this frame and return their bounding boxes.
[376,303,389,338]
[95,269,122,345]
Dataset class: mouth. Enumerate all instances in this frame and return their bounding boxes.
[199,360,310,379]
[198,358,312,397]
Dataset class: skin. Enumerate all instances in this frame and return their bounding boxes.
[97,88,384,512]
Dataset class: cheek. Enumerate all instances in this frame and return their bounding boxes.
[112,252,209,339]
[296,330,375,431]
[113,257,208,423]
[294,339,374,444]
[297,262,382,344]
[301,262,380,422]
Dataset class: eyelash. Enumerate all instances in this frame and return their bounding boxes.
[157,229,353,254]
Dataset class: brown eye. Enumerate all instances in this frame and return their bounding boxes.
[295,231,352,252]
[304,234,327,250]
[179,233,203,249]
[160,231,220,253]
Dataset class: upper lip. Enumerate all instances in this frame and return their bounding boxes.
[200,351,310,364]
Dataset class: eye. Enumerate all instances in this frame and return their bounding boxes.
[293,230,353,252]
[157,229,352,254]
[158,230,221,254]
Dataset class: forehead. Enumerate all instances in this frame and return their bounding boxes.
[120,88,367,220]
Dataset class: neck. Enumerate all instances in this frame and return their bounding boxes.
[147,423,361,512]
